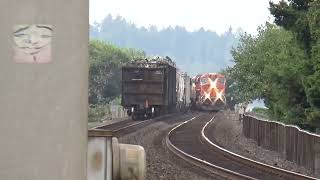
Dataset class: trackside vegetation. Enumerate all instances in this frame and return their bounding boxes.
[227,0,320,130]
[88,40,145,121]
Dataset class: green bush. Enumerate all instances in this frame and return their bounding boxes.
[252,107,269,118]
[88,104,111,122]
[89,40,145,105]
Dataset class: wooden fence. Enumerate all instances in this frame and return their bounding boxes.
[243,114,320,175]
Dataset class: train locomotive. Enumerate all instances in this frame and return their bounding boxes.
[193,73,227,111]
[121,56,193,120]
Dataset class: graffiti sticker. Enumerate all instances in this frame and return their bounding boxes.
[13,24,52,63]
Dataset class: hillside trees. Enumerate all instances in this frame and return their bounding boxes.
[89,40,145,105]
[90,15,240,75]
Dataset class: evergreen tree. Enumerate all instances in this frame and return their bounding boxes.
[90,14,240,76]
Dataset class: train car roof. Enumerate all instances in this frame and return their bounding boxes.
[124,56,176,68]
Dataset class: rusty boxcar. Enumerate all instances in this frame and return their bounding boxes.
[121,57,177,120]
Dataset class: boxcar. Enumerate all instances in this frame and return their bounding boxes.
[122,60,177,120]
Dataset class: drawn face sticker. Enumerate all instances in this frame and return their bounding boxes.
[13,24,52,55]
[13,24,52,63]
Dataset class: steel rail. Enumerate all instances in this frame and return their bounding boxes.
[166,115,256,180]
[97,113,184,136]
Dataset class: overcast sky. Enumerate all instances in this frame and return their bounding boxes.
[89,0,281,35]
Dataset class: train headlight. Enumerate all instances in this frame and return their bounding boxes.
[88,130,146,180]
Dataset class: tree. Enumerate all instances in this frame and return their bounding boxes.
[89,40,145,104]
[269,0,313,54]
[228,24,308,124]
[221,68,245,110]
[270,0,320,128]
[90,14,240,76]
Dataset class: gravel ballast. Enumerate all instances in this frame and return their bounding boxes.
[206,111,316,178]
[119,113,222,180]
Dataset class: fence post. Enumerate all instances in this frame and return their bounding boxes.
[282,125,286,159]
[315,137,320,176]
[243,115,246,135]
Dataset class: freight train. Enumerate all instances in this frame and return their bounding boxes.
[193,73,227,111]
[121,57,227,120]
[121,56,194,120]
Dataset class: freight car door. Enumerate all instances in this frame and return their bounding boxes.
[145,68,165,105]
[122,67,165,106]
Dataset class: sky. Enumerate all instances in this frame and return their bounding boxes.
[90,0,281,35]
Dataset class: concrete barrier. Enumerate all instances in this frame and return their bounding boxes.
[0,0,88,179]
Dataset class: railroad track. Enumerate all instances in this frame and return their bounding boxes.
[166,112,317,180]
[95,113,186,137]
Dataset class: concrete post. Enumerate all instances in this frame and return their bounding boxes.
[0,1,88,180]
